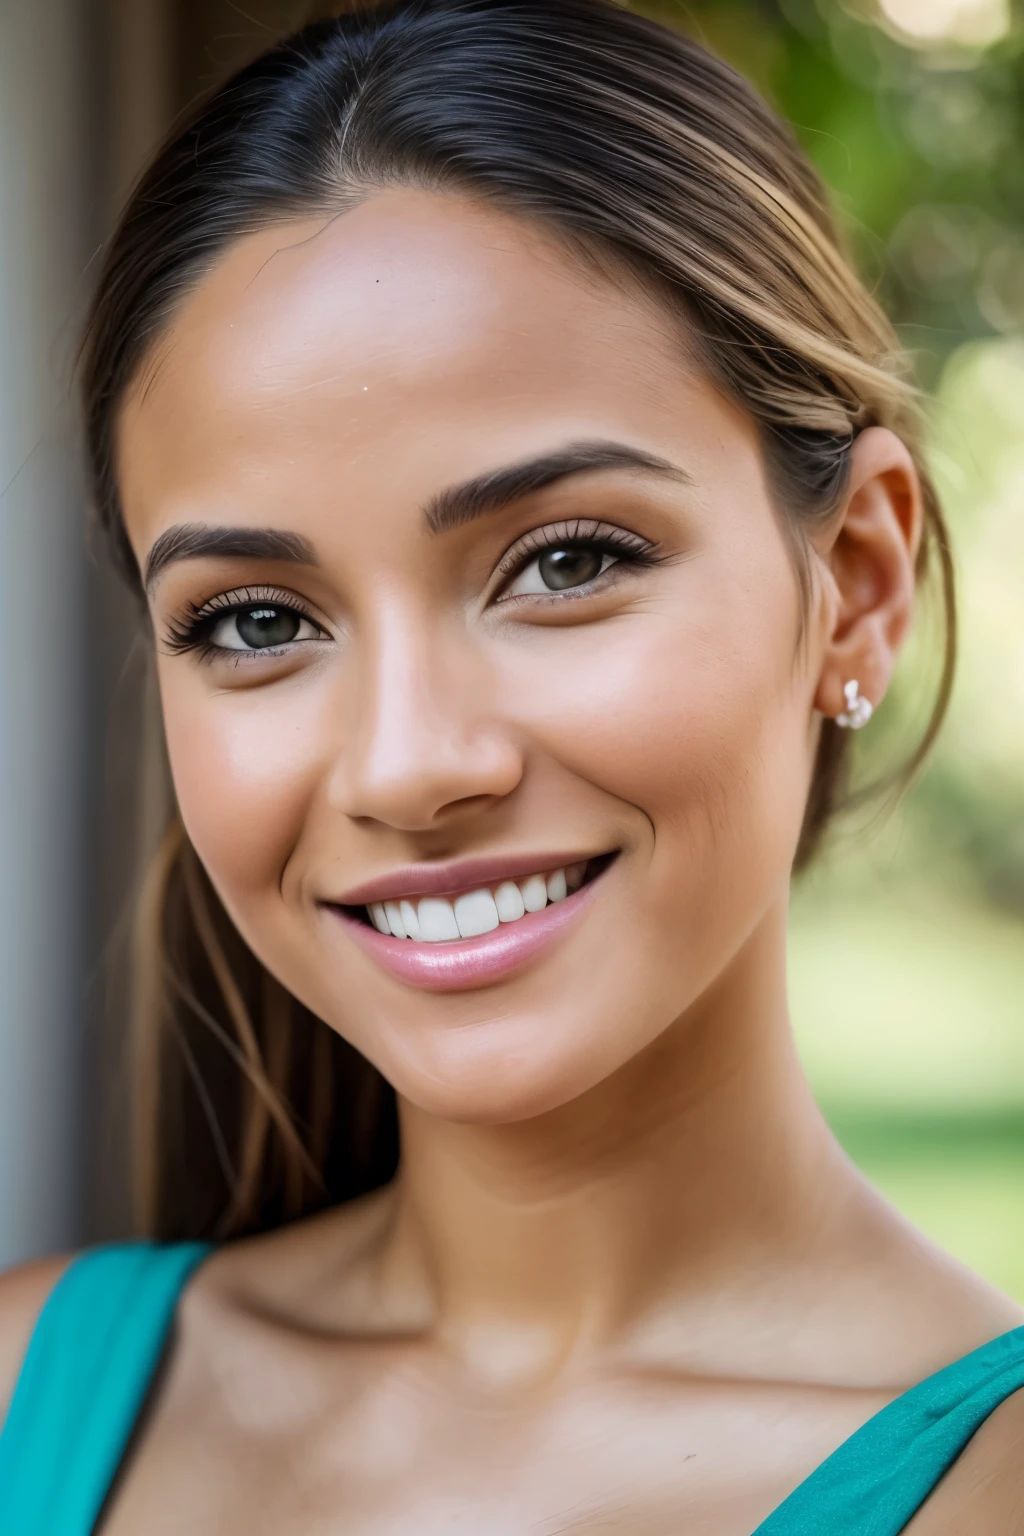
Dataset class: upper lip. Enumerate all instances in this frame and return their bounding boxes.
[329,850,607,907]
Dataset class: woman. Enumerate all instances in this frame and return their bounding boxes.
[1,1,1022,1530]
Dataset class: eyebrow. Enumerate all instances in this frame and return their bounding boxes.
[424,440,691,534]
[142,440,689,590]
[143,524,318,593]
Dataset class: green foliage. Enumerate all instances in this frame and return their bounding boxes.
[647,0,1024,360]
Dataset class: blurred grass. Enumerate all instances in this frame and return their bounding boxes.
[790,878,1024,1298]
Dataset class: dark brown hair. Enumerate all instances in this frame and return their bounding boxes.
[81,0,955,1240]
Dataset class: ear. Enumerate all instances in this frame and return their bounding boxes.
[813,426,923,722]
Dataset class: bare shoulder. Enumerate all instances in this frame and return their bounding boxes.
[906,1385,1024,1533]
[862,1187,1024,1381]
[0,1254,73,1421]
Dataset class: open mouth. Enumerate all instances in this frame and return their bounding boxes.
[325,853,617,992]
[345,854,615,943]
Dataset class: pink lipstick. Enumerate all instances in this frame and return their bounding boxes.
[323,852,614,992]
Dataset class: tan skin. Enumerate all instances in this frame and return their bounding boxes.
[2,188,1023,1532]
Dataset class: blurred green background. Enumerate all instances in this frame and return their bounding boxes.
[653,0,1024,1295]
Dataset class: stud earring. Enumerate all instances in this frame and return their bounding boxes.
[836,679,873,730]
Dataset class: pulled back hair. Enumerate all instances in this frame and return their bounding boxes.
[81,0,955,1240]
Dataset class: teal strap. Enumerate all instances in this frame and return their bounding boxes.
[0,1241,213,1536]
[755,1324,1024,1534]
[0,1240,1021,1536]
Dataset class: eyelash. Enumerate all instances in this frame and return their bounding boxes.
[162,523,663,661]
[492,519,663,599]
[162,584,325,664]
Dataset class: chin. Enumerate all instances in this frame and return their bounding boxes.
[398,1070,597,1126]
[368,1005,649,1126]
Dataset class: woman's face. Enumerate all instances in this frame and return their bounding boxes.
[119,189,828,1123]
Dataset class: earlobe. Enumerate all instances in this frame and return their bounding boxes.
[813,426,923,723]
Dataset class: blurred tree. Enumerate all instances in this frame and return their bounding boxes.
[644,0,1024,368]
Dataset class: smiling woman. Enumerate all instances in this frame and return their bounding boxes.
[1,2,1023,1534]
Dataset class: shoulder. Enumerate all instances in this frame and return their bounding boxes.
[0,1254,73,1423]
[906,1382,1024,1532]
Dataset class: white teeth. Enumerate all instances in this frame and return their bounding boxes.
[384,901,407,939]
[494,880,526,923]
[520,873,548,913]
[366,862,593,942]
[417,897,461,942]
[400,899,421,940]
[454,889,500,938]
[565,861,587,892]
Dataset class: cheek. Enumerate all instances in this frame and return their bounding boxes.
[159,665,327,903]
[501,562,812,911]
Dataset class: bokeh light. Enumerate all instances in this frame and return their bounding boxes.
[876,0,1011,47]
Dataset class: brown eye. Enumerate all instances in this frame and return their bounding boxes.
[236,606,300,647]
[504,543,616,598]
[537,547,605,590]
[209,604,320,652]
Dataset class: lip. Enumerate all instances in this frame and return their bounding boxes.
[324,868,607,993]
[334,850,602,907]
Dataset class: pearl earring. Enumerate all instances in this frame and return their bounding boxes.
[836,679,873,730]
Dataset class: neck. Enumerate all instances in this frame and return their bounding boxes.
[379,900,856,1374]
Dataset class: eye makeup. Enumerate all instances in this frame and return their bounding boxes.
[161,583,327,664]
[157,517,667,664]
[490,518,665,603]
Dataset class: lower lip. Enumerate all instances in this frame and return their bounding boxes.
[325,875,605,993]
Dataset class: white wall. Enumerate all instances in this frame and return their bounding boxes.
[0,0,98,1266]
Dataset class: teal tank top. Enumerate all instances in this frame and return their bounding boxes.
[1,1241,1023,1535]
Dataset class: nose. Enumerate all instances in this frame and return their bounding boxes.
[328,610,524,832]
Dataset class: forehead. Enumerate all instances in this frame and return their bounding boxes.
[117,188,731,544]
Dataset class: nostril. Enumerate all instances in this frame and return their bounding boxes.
[328,709,525,832]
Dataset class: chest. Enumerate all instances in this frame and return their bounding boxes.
[99,1364,886,1536]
